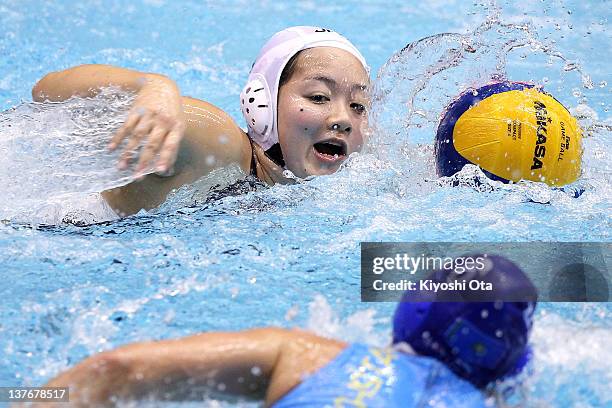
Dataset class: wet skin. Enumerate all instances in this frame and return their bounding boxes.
[277,47,370,178]
[31,47,370,215]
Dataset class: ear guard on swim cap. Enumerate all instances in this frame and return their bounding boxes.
[392,255,538,388]
[435,82,583,187]
[241,74,273,137]
[241,26,369,151]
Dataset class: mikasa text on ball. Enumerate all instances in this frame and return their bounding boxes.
[435,82,582,186]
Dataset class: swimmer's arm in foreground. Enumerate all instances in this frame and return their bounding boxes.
[101,96,251,216]
[38,328,345,407]
[32,64,252,216]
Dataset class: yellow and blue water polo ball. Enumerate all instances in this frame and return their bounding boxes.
[434,82,582,186]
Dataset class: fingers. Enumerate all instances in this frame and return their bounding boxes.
[109,110,141,151]
[156,122,184,174]
[111,107,185,177]
[135,125,168,175]
[117,111,154,170]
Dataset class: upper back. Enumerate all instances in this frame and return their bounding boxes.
[272,343,491,408]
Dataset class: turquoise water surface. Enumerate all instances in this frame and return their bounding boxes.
[0,1,610,407]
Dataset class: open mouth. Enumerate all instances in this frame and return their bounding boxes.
[313,140,347,161]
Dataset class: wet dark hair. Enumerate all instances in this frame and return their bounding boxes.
[265,50,304,166]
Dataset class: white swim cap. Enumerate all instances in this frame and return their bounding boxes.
[240,26,369,151]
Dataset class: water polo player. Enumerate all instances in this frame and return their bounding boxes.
[32,26,370,216]
[39,255,537,407]
[435,82,583,187]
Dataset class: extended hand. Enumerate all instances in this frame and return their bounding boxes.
[109,77,185,179]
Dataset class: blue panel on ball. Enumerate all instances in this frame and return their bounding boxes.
[435,82,534,183]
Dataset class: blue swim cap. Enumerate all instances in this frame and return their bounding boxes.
[392,255,537,388]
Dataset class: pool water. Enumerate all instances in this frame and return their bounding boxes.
[0,1,610,407]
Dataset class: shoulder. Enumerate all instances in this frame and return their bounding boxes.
[181,96,246,139]
[182,96,244,136]
[246,327,346,351]
[181,96,252,173]
[266,329,347,406]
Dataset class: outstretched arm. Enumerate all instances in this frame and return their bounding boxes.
[32,64,184,176]
[39,328,346,407]
[32,64,171,102]
[31,65,254,216]
[43,328,288,406]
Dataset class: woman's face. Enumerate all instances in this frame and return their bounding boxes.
[277,47,370,178]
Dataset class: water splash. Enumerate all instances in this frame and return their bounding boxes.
[369,13,608,164]
[306,294,385,346]
[368,11,610,230]
[0,90,145,222]
[0,2,609,407]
